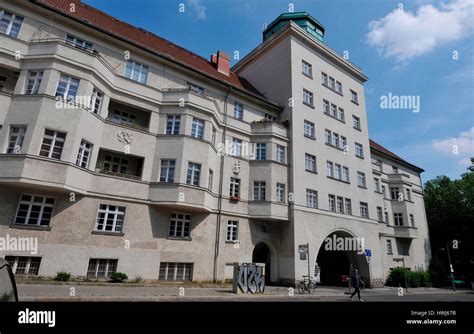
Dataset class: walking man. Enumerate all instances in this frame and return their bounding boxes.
[350,269,364,301]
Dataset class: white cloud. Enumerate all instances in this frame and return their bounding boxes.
[432,127,474,158]
[188,0,207,21]
[366,0,474,63]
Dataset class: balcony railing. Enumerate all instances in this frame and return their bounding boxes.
[95,168,142,181]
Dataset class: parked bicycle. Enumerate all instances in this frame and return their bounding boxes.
[297,275,316,294]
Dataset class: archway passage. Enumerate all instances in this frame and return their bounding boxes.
[252,242,271,284]
[316,231,370,287]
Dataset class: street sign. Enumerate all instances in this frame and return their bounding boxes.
[298,244,308,254]
[364,249,372,257]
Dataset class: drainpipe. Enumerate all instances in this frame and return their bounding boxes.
[213,85,232,283]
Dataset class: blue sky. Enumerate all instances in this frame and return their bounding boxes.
[83,0,474,183]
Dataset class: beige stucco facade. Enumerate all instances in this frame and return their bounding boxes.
[0,1,430,285]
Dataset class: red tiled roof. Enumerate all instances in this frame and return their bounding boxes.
[33,0,269,101]
[369,139,423,172]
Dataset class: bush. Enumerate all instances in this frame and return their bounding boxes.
[54,272,71,282]
[109,272,128,283]
[387,267,431,288]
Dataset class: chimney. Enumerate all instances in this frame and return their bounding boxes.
[211,50,230,76]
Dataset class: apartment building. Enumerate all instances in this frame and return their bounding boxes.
[0,1,430,286]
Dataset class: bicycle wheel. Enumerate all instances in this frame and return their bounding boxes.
[297,282,306,294]
[308,282,316,294]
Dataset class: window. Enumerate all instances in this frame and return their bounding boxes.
[229,177,240,198]
[334,164,342,180]
[384,211,389,224]
[342,166,350,182]
[6,125,26,154]
[326,161,334,177]
[227,221,239,242]
[0,9,23,38]
[392,166,399,174]
[39,130,66,159]
[345,198,352,215]
[265,114,276,121]
[112,110,136,126]
[323,100,330,114]
[159,262,193,281]
[353,115,361,130]
[304,120,315,138]
[394,213,403,226]
[186,162,201,186]
[321,72,328,85]
[124,60,148,84]
[66,33,93,51]
[409,214,415,227]
[325,129,331,144]
[374,178,380,193]
[95,204,125,233]
[386,240,393,255]
[390,187,401,200]
[306,189,318,208]
[406,189,412,201]
[302,60,312,77]
[360,202,369,218]
[276,183,285,203]
[335,81,342,93]
[332,132,339,148]
[25,71,43,95]
[355,142,364,158]
[76,139,92,168]
[208,169,213,191]
[328,194,336,212]
[305,153,317,172]
[169,213,191,238]
[191,118,205,139]
[330,104,337,117]
[350,90,358,103]
[87,259,117,278]
[102,154,128,174]
[377,207,383,222]
[231,138,242,157]
[401,241,410,256]
[276,145,285,163]
[382,185,386,198]
[255,143,266,160]
[234,103,244,120]
[303,89,313,106]
[337,107,345,121]
[166,115,180,135]
[14,194,55,226]
[189,83,204,94]
[55,74,79,101]
[357,171,366,188]
[211,127,216,146]
[336,196,344,213]
[5,256,41,276]
[328,77,335,90]
[90,88,103,114]
[253,181,266,201]
[160,160,175,182]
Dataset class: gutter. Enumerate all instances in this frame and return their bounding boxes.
[213,85,231,282]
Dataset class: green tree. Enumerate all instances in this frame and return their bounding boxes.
[424,172,474,286]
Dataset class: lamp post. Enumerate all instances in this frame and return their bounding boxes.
[393,257,408,292]
[439,242,457,292]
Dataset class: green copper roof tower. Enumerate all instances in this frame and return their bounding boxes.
[263,12,325,42]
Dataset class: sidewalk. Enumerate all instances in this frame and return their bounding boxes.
[17,283,471,302]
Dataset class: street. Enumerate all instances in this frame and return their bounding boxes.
[16,284,474,302]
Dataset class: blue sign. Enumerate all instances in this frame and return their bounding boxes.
[364,249,372,257]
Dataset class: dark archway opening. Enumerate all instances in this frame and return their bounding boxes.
[316,231,371,287]
[252,242,271,284]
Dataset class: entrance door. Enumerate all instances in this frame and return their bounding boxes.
[252,242,271,284]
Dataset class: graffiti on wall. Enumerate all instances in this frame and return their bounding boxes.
[235,263,265,294]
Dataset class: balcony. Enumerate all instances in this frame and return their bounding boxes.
[387,173,411,184]
[95,149,144,181]
[248,201,289,221]
[0,66,19,95]
[106,100,151,132]
[393,225,418,239]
